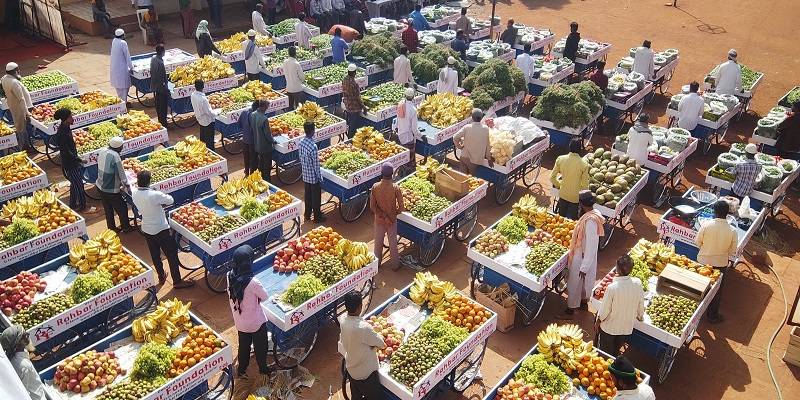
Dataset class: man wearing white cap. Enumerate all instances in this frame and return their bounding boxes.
[341,64,365,138]
[392,88,420,169]
[242,30,265,82]
[632,40,655,80]
[393,46,413,86]
[726,143,762,199]
[0,62,33,150]
[96,136,133,233]
[712,49,742,96]
[109,29,132,104]
[252,3,269,36]
[436,57,459,95]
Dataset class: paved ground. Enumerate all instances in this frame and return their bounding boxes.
[7,1,800,399]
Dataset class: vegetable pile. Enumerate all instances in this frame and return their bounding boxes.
[122,136,222,183]
[409,44,469,84]
[266,47,319,69]
[532,81,604,129]
[463,59,526,110]
[269,18,300,37]
[305,63,365,89]
[350,33,401,66]
[361,82,408,111]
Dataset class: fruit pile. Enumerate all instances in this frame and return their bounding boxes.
[388,330,444,388]
[646,294,698,336]
[30,103,56,122]
[432,292,490,332]
[305,226,343,254]
[169,56,235,87]
[197,215,247,242]
[537,324,597,372]
[18,70,73,92]
[70,269,114,303]
[305,63,365,89]
[0,271,46,316]
[69,229,123,273]
[12,293,74,328]
[495,378,551,400]
[131,342,176,381]
[496,215,528,243]
[239,197,269,221]
[96,377,166,400]
[168,326,225,377]
[116,110,163,139]
[273,108,338,130]
[629,239,720,281]
[54,350,124,393]
[73,121,122,154]
[472,229,509,258]
[0,190,78,248]
[0,121,14,136]
[525,241,567,276]
[265,190,293,211]
[268,118,302,138]
[132,298,192,344]
[0,218,39,247]
[525,230,553,247]
[416,315,469,354]
[310,34,333,50]
[367,315,404,362]
[215,171,270,210]
[353,126,405,160]
[362,82,408,111]
[409,272,457,310]
[32,92,120,122]
[0,152,40,184]
[409,193,451,221]
[208,92,234,109]
[273,236,320,273]
[37,204,79,233]
[512,354,572,399]
[300,253,350,285]
[215,31,273,53]
[265,47,319,70]
[418,93,473,128]
[584,149,645,210]
[593,270,617,300]
[319,143,358,163]
[171,202,218,233]
[573,353,633,399]
[212,81,283,113]
[124,136,221,183]
[513,195,575,247]
[336,239,374,271]
[100,253,147,284]
[280,274,326,306]
[322,150,375,177]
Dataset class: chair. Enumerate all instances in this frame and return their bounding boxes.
[136,9,148,45]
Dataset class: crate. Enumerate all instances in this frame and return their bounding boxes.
[475,283,516,333]
[784,326,800,367]
[436,168,470,201]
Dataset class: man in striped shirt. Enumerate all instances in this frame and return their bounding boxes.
[299,122,325,223]
[595,254,644,356]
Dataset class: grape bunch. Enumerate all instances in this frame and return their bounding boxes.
[70,269,114,303]
[646,294,698,336]
[300,254,349,285]
[281,275,326,307]
[496,215,528,244]
[525,241,567,277]
[131,342,176,382]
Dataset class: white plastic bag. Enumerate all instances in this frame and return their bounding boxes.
[738,196,756,220]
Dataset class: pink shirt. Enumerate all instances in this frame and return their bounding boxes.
[228,279,268,333]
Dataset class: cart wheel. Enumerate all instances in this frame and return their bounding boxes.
[701,137,712,155]
[201,366,234,400]
[45,137,61,166]
[717,122,730,143]
[552,270,568,294]
[517,290,545,326]
[522,155,543,187]
[652,178,670,208]
[176,232,194,254]
[659,71,674,95]
[453,146,461,161]
[205,261,231,294]
[220,133,244,155]
[455,204,478,241]
[418,232,445,266]
[171,113,197,128]
[134,89,155,108]
[656,346,678,384]
[104,287,157,335]
[494,180,515,205]
[599,222,615,250]
[281,217,301,241]
[81,170,102,200]
[469,262,483,298]
[451,341,487,392]
[340,192,369,222]
[270,317,319,369]
[630,100,645,123]
[276,162,302,185]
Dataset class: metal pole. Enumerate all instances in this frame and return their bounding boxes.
[489,0,497,40]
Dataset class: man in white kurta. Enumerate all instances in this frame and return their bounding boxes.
[436,57,459,95]
[242,30,265,81]
[515,44,535,85]
[559,190,604,318]
[252,4,269,36]
[713,49,742,95]
[392,88,420,168]
[677,81,705,131]
[0,62,33,150]
[393,47,413,86]
[295,13,313,49]
[109,29,132,103]
[626,114,654,165]
[632,40,655,80]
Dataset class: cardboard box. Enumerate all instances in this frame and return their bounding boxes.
[436,168,470,201]
[475,283,516,333]
[656,264,712,302]
[785,326,800,367]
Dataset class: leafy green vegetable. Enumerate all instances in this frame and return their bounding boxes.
[350,33,401,67]
[269,18,300,37]
[281,274,326,306]
[785,87,800,106]
[310,34,333,50]
[532,82,603,129]
[739,64,761,91]
[463,59,526,106]
[514,354,571,396]
[409,44,468,84]
[495,215,528,243]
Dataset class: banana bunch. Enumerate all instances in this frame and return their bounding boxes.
[409,272,456,308]
[537,324,597,371]
[0,151,27,169]
[336,239,374,271]
[132,298,192,344]
[115,110,151,130]
[169,56,235,87]
[296,102,324,121]
[512,194,549,228]
[216,171,270,210]
[352,126,385,152]
[2,189,58,219]
[174,135,208,159]
[414,160,446,182]
[69,229,123,273]
[418,93,473,128]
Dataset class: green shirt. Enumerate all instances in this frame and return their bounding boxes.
[551,152,589,203]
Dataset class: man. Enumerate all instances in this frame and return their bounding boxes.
[550,140,590,220]
[436,56,459,94]
[321,0,334,28]
[283,46,306,109]
[626,114,654,165]
[558,190,604,319]
[393,88,420,169]
[409,5,430,31]
[332,0,346,26]
[207,0,223,28]
[393,46,414,86]
[264,0,277,24]
[401,20,419,53]
[515,43,535,85]
[677,81,704,131]
[250,99,274,181]
[190,80,217,150]
[608,357,656,400]
[1,325,45,400]
[342,64,365,138]
[295,13,313,49]
[696,200,737,324]
[243,30,266,81]
[299,122,325,222]
[589,61,609,92]
[339,291,385,400]
[92,0,114,38]
[240,101,259,175]
[109,29,132,105]
[713,49,742,95]
[563,22,580,62]
[453,109,492,175]
[632,40,655,80]
[132,170,195,288]
[309,0,328,32]
[776,101,800,158]
[96,136,133,233]
[252,3,269,35]
[370,164,404,268]
[499,19,517,47]
[727,143,762,199]
[350,9,367,38]
[595,255,645,357]
[451,30,468,60]
[0,63,32,150]
[454,8,472,38]
[178,0,195,39]
[150,44,170,128]
[331,28,349,63]
[0,335,32,400]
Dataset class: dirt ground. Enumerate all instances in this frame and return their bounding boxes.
[5,0,800,399]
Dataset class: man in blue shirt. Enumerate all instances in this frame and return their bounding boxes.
[451,30,468,60]
[409,5,430,32]
[238,101,258,175]
[299,122,325,223]
[331,27,349,63]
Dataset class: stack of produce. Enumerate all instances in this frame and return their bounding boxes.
[268,117,302,138]
[350,33,401,66]
[0,271,47,316]
[532,81,604,129]
[211,81,282,113]
[168,326,225,377]
[365,18,405,35]
[11,293,74,328]
[399,172,452,221]
[420,5,458,23]
[409,44,469,84]
[132,298,192,344]
[465,40,512,63]
[463,59,526,110]
[367,315,404,362]
[594,257,652,299]
[553,38,607,59]
[516,24,553,44]
[31,91,121,122]
[115,110,163,139]
[272,102,338,130]
[583,148,646,209]
[0,189,79,248]
[215,171,270,210]
[512,194,575,247]
[537,323,597,372]
[70,269,114,303]
[130,342,176,381]
[123,136,221,183]
[96,378,166,400]
[418,92,473,128]
[472,229,509,258]
[14,70,73,93]
[0,152,40,184]
[526,241,567,276]
[706,63,763,92]
[322,149,374,177]
[53,350,124,394]
[266,47,319,70]
[753,106,789,139]
[629,239,720,281]
[171,202,218,233]
[215,31,273,53]
[305,63,365,90]
[269,18,301,37]
[603,70,647,100]
[490,116,548,164]
[71,121,121,154]
[353,126,405,160]
[784,87,800,106]
[501,354,571,399]
[530,55,573,82]
[0,121,15,136]
[197,215,248,242]
[418,29,456,46]
[30,103,56,122]
[309,34,332,51]
[361,82,408,111]
[169,56,235,87]
[646,294,698,336]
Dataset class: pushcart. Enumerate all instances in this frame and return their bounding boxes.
[665,103,740,155]
[649,56,680,98]
[0,70,78,121]
[349,57,394,85]
[303,66,368,107]
[167,76,239,128]
[512,31,556,56]
[0,156,48,203]
[129,48,196,106]
[552,41,612,74]
[530,110,599,151]
[214,42,276,75]
[527,63,574,96]
[362,89,424,131]
[415,117,471,162]
[704,67,764,119]
[213,92,289,154]
[271,112,346,184]
[704,164,799,218]
[603,81,654,134]
[261,57,324,90]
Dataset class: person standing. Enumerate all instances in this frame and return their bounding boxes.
[626,114,654,164]
[309,0,327,33]
[142,6,162,46]
[195,20,222,57]
[227,245,269,379]
[558,190,604,319]
[339,291,386,400]
[321,0,334,29]
[632,40,655,80]
[712,49,742,95]
[342,64,365,138]
[240,101,259,175]
[190,79,217,150]
[401,20,419,53]
[608,357,656,400]
[393,88,420,169]
[726,143,762,199]
[454,8,472,38]
[252,3,269,36]
[92,0,114,38]
[515,43,535,85]
[370,164,404,269]
[264,0,277,24]
[207,0,223,28]
[332,0,346,26]
[588,61,609,93]
[150,44,170,128]
[595,255,645,357]
[677,81,704,131]
[295,13,313,49]
[251,99,274,181]
[1,62,32,150]
[451,30,468,60]
[349,9,367,38]
[299,122,325,223]
[393,47,414,86]
[110,29,132,105]
[243,30,266,81]
[132,170,194,288]
[550,140,589,220]
[53,109,87,211]
[331,28,349,63]
[408,5,430,31]
[563,22,580,62]
[1,326,45,400]
[499,19,517,47]
[96,136,133,233]
[696,200,737,324]
[283,46,306,109]
[0,340,32,400]
[776,101,800,159]
[436,56,459,94]
[178,0,196,39]
[453,109,492,175]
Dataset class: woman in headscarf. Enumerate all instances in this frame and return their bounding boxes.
[227,244,269,378]
[195,20,221,58]
[54,108,87,211]
[1,325,45,400]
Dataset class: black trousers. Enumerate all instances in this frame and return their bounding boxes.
[258,151,272,182]
[350,370,382,400]
[597,329,627,357]
[246,72,260,82]
[557,198,579,220]
[154,90,170,127]
[304,182,322,220]
[707,267,728,319]
[142,228,182,282]
[345,111,361,138]
[200,123,215,150]
[287,91,305,110]
[99,190,131,230]
[237,323,269,375]
[243,143,258,175]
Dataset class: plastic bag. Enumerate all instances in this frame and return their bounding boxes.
[738,196,757,220]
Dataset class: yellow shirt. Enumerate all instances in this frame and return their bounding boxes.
[695,218,737,267]
[550,152,589,203]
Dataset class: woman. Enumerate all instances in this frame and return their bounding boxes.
[227,245,269,378]
[195,20,221,58]
[178,0,195,39]
[53,108,87,211]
